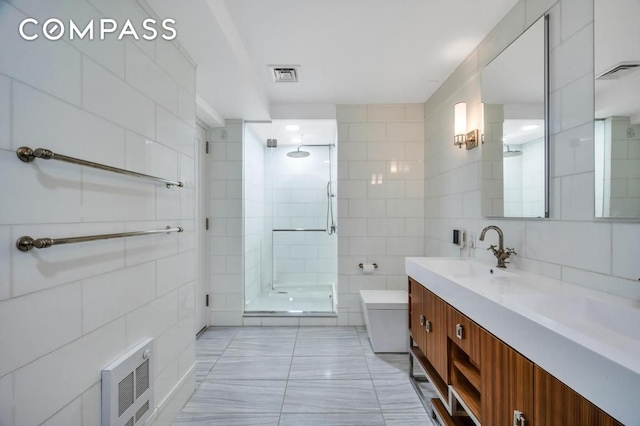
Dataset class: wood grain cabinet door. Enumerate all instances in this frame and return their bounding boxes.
[409,279,425,351]
[424,289,448,382]
[448,306,481,366]
[481,329,534,426]
[533,366,624,426]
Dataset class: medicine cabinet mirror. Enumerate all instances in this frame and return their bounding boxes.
[481,15,549,218]
[594,0,640,218]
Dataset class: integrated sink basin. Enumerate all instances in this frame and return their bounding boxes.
[502,294,640,350]
[412,257,519,279]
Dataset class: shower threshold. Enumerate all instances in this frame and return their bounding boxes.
[244,284,336,315]
[243,311,337,317]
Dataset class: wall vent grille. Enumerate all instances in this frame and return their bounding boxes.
[102,339,154,426]
[269,65,300,83]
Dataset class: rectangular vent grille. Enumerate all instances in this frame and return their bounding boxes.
[102,339,155,426]
[135,401,149,422]
[597,62,640,79]
[269,65,300,83]
[135,360,149,399]
[118,373,134,416]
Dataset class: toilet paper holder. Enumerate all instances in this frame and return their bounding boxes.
[359,263,378,269]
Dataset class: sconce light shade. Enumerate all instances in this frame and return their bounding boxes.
[454,102,467,148]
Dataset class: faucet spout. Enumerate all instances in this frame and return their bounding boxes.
[479,225,516,268]
[479,225,504,250]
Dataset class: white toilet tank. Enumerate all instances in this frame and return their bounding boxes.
[360,290,408,353]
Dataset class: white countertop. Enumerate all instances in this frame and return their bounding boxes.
[406,257,640,426]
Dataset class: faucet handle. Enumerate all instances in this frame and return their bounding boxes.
[506,247,518,256]
[487,244,498,252]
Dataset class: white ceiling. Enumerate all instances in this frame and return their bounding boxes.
[147,0,519,121]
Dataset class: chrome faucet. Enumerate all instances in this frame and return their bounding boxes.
[479,225,517,268]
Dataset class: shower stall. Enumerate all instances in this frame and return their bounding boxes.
[243,120,338,315]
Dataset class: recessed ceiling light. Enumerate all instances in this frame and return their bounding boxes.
[291,137,302,143]
[286,125,300,132]
[522,125,539,131]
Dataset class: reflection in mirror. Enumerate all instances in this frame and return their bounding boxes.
[481,16,548,218]
[594,0,640,218]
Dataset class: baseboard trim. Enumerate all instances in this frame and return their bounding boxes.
[145,362,196,425]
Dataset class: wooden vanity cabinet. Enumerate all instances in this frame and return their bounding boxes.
[533,366,623,426]
[424,288,448,382]
[447,306,481,367]
[481,329,534,426]
[407,276,624,425]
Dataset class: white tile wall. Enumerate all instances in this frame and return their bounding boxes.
[423,0,640,302]
[0,282,82,377]
[0,1,197,424]
[209,120,244,326]
[0,75,10,151]
[0,4,82,106]
[338,103,425,325]
[83,56,156,139]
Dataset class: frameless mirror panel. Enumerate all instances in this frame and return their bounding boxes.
[481,16,549,218]
[594,0,640,218]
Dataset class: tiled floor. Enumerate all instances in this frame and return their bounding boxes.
[174,326,438,426]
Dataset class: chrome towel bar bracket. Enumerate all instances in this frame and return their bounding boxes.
[17,226,183,252]
[17,146,184,188]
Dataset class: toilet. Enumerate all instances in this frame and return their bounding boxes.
[360,290,409,353]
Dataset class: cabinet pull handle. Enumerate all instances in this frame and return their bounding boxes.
[419,315,425,326]
[513,410,526,426]
[455,323,464,340]
[425,320,432,333]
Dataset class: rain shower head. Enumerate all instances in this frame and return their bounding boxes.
[287,146,310,158]
[503,144,522,157]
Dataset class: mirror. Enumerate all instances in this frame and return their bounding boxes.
[594,0,640,218]
[481,16,549,218]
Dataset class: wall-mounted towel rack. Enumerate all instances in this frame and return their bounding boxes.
[16,146,184,188]
[16,226,183,252]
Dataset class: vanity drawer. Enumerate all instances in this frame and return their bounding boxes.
[447,306,481,366]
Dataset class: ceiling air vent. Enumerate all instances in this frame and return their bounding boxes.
[269,65,300,83]
[596,62,640,80]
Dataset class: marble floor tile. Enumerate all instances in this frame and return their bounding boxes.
[173,412,280,426]
[176,326,430,424]
[224,339,296,357]
[293,338,364,357]
[184,380,286,413]
[383,411,436,426]
[195,360,217,385]
[196,339,233,358]
[282,380,379,413]
[279,412,385,426]
[365,354,411,379]
[234,327,299,340]
[207,356,292,380]
[295,326,358,340]
[373,379,427,412]
[288,356,370,380]
[199,327,241,340]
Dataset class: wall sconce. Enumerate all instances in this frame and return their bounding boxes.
[454,102,479,150]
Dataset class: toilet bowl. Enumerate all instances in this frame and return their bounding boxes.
[360,290,408,353]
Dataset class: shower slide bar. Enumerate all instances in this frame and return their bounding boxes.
[16,226,183,252]
[16,146,184,188]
